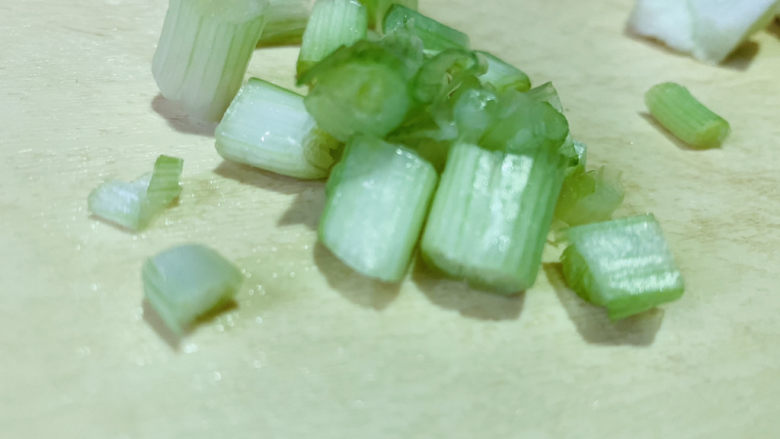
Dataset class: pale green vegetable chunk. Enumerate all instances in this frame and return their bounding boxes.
[143,244,243,335]
[561,214,685,320]
[216,78,338,179]
[152,0,268,121]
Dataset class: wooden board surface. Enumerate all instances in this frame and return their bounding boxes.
[2,1,779,437]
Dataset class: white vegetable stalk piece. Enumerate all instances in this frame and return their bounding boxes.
[628,0,779,63]
[215,78,339,179]
[88,155,183,231]
[152,0,269,121]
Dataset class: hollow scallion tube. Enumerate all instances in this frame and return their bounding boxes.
[216,78,339,179]
[152,0,268,121]
[296,0,368,76]
[143,244,243,335]
[319,135,437,282]
[561,215,685,320]
[645,82,730,149]
[421,143,568,294]
[382,4,469,52]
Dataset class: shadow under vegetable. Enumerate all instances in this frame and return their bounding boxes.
[313,242,400,310]
[411,259,524,321]
[543,263,663,346]
[214,160,326,231]
[151,93,216,137]
[639,112,698,152]
[143,299,237,350]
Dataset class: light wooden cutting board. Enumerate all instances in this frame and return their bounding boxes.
[2,0,779,437]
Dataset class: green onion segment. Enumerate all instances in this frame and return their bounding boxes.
[88,155,183,231]
[561,215,685,320]
[319,135,437,282]
[216,78,339,179]
[143,244,243,335]
[645,82,730,149]
[152,0,268,122]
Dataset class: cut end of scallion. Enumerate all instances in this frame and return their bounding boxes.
[143,244,243,335]
[561,214,684,320]
[152,0,268,121]
[645,82,730,149]
[301,41,412,142]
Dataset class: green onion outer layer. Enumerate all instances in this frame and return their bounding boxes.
[477,50,531,92]
[645,82,730,149]
[216,78,338,179]
[143,244,243,335]
[382,4,469,52]
[421,142,568,294]
[561,214,685,320]
[152,0,268,121]
[319,135,437,282]
[88,155,183,231]
[296,0,368,76]
[555,165,624,226]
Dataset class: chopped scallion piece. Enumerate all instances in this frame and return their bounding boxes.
[481,92,569,155]
[524,81,563,113]
[216,78,339,179]
[555,166,624,226]
[259,0,312,46]
[382,4,469,52]
[152,0,268,121]
[319,135,437,282]
[421,143,568,294]
[358,0,418,29]
[645,82,730,149]
[143,244,243,335]
[301,41,412,141]
[561,214,685,320]
[296,0,368,76]
[477,51,531,92]
[88,155,183,231]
